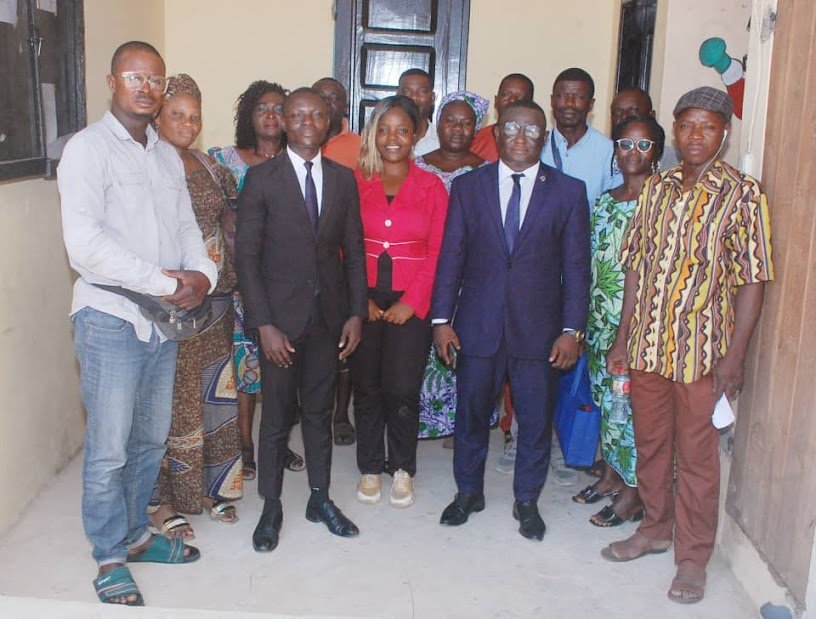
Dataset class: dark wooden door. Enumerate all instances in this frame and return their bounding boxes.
[333,0,470,132]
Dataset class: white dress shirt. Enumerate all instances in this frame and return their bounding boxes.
[498,159,540,225]
[431,159,541,325]
[414,120,440,156]
[287,146,324,213]
[58,111,217,342]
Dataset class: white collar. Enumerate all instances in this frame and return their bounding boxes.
[497,159,540,182]
[287,145,323,168]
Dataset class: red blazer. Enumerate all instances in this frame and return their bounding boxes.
[354,162,449,319]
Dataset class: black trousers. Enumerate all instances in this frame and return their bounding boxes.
[257,302,337,500]
[349,314,430,477]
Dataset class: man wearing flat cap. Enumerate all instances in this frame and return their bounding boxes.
[600,87,774,604]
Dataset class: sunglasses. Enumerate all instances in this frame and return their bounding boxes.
[615,138,655,153]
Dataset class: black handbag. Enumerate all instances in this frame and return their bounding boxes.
[93,284,230,341]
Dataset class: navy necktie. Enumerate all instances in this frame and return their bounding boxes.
[504,173,523,253]
[304,160,319,236]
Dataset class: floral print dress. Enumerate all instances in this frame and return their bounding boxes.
[587,192,638,486]
[208,146,261,394]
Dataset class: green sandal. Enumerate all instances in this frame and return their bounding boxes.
[127,534,200,564]
[93,565,144,606]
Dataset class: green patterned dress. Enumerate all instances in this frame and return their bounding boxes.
[587,192,638,486]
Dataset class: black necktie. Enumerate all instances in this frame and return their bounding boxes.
[504,173,523,253]
[304,160,319,236]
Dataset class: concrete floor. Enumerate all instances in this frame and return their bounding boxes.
[0,427,758,619]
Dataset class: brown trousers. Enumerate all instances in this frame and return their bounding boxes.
[630,370,720,568]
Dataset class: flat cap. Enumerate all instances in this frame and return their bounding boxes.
[673,86,732,123]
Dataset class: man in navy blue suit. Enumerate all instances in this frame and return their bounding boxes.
[431,100,590,540]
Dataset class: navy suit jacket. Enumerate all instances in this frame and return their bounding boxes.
[430,162,590,360]
[235,153,368,340]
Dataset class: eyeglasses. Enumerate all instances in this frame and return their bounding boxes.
[115,72,168,93]
[615,138,655,153]
[501,121,544,140]
[285,110,328,123]
[254,103,284,116]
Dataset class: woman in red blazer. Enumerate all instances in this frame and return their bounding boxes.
[351,95,449,508]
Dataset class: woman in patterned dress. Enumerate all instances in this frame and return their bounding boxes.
[149,74,243,537]
[414,91,488,446]
[572,115,665,527]
[209,81,304,480]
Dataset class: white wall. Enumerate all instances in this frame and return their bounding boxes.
[162,0,335,151]
[466,0,621,135]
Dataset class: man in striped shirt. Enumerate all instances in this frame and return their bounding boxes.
[601,87,774,605]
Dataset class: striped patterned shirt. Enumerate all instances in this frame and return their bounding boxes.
[620,161,774,383]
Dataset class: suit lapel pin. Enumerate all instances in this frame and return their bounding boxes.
[539,174,547,182]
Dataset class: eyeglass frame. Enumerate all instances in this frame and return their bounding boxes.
[113,71,169,93]
[253,102,285,116]
[500,121,546,141]
[614,138,655,153]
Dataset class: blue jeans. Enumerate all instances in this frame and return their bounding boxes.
[73,307,178,566]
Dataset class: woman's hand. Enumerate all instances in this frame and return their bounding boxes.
[368,299,384,322]
[382,301,414,325]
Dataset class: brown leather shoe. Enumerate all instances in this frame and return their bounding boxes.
[601,531,671,562]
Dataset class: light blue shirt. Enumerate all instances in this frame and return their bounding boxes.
[540,124,621,208]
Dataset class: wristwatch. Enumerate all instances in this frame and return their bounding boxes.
[563,328,585,343]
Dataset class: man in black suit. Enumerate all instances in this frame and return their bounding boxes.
[236,87,367,552]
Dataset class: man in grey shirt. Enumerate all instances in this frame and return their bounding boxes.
[58,41,216,606]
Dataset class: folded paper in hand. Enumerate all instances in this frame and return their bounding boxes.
[712,394,735,429]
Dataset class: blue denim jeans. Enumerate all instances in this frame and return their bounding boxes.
[73,307,178,566]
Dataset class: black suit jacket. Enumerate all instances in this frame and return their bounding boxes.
[235,153,367,340]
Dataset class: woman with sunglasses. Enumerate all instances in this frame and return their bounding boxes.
[209,81,305,481]
[572,115,665,527]
[352,95,448,507]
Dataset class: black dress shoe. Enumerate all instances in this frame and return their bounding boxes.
[253,509,283,552]
[513,500,546,541]
[439,493,486,526]
[305,499,359,537]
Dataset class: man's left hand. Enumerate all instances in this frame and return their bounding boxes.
[338,316,363,360]
[549,334,581,370]
[712,354,744,399]
[161,269,210,309]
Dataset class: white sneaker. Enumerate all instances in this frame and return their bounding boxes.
[390,469,415,507]
[356,474,381,504]
[550,451,579,486]
[496,434,517,474]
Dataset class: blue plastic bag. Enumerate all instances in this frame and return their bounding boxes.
[554,354,601,468]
